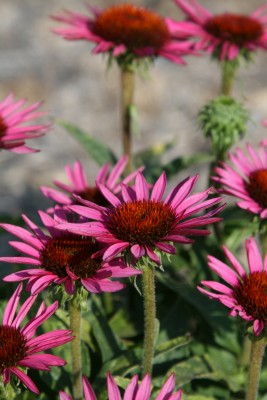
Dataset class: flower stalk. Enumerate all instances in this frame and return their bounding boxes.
[121,67,135,173]
[245,336,266,400]
[141,261,156,376]
[221,60,238,96]
[69,294,83,400]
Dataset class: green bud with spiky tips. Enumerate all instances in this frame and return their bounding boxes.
[198,95,250,160]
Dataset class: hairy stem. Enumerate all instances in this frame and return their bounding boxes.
[221,60,237,96]
[141,263,156,377]
[121,68,135,173]
[245,337,266,400]
[69,294,83,400]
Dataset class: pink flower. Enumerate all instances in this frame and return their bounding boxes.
[60,372,183,400]
[0,93,50,153]
[40,156,143,211]
[0,209,141,295]
[213,142,267,218]
[174,0,267,60]
[51,3,194,65]
[198,237,267,336]
[57,171,224,264]
[0,283,73,394]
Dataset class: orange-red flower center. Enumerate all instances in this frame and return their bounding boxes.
[92,4,170,51]
[41,234,102,279]
[75,187,108,207]
[0,326,27,373]
[0,116,7,138]
[246,169,267,208]
[205,14,263,46]
[233,271,267,323]
[105,200,177,246]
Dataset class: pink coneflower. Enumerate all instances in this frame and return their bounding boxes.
[213,142,267,218]
[0,209,141,295]
[58,171,224,264]
[0,283,73,394]
[0,93,50,153]
[51,3,194,65]
[60,372,182,400]
[40,156,143,210]
[198,237,267,336]
[174,0,267,60]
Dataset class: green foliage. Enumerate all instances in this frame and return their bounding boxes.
[58,121,117,166]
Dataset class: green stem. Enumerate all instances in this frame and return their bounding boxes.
[221,60,237,96]
[121,67,135,174]
[239,336,251,369]
[69,294,83,400]
[141,263,156,377]
[245,337,266,400]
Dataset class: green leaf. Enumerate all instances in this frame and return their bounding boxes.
[58,121,116,166]
[186,396,215,400]
[167,355,210,385]
[154,335,191,359]
[156,273,231,330]
[88,296,122,363]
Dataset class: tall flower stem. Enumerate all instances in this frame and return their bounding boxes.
[120,67,135,173]
[69,294,83,400]
[141,262,156,377]
[221,60,238,96]
[245,336,266,400]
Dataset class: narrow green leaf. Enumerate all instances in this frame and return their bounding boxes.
[154,335,191,359]
[58,121,116,166]
[88,296,122,363]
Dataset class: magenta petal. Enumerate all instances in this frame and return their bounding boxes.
[3,283,22,325]
[104,265,142,277]
[70,205,104,221]
[253,319,264,336]
[82,278,125,293]
[98,183,121,207]
[200,280,233,295]
[0,256,41,265]
[131,244,145,258]
[155,242,176,254]
[145,247,160,264]
[208,256,239,287]
[82,376,97,400]
[124,375,139,400]
[22,353,66,367]
[106,156,128,189]
[9,367,39,394]
[103,242,129,260]
[27,330,73,352]
[12,294,37,329]
[9,241,40,258]
[135,172,149,201]
[136,374,152,400]
[246,237,263,273]
[151,171,166,201]
[59,391,73,400]
[30,275,57,295]
[222,246,246,277]
[107,372,121,400]
[156,373,175,400]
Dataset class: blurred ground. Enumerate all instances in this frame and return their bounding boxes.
[1,0,267,217]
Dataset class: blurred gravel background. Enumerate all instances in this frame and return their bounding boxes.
[1,0,267,218]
